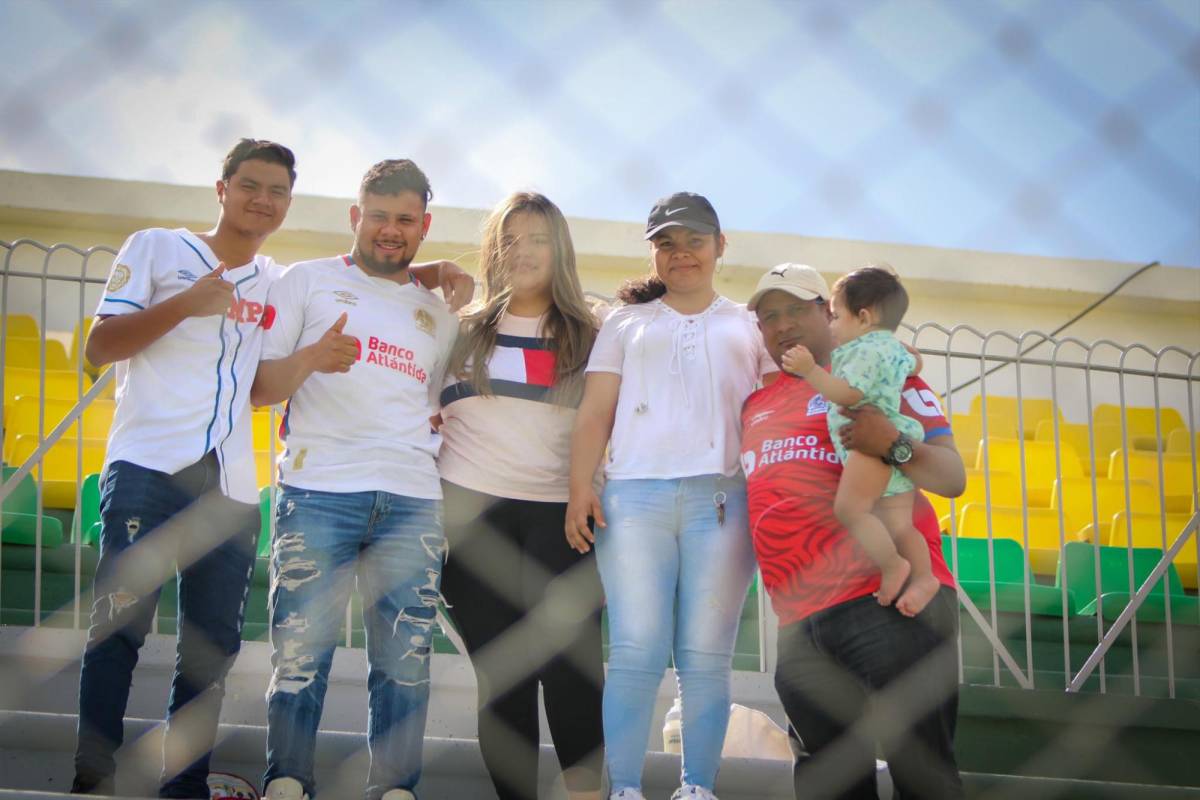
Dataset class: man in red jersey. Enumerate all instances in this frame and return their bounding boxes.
[742,263,966,800]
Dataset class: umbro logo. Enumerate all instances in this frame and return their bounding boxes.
[747,409,775,427]
[334,290,358,306]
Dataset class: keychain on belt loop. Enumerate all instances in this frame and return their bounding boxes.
[713,491,727,526]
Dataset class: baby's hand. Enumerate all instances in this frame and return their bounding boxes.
[782,344,815,376]
[902,342,924,376]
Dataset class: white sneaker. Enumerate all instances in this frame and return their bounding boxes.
[670,785,719,800]
[264,776,309,800]
[381,791,416,800]
[609,789,647,800]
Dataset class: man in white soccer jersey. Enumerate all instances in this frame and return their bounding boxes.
[73,139,297,797]
[251,159,457,800]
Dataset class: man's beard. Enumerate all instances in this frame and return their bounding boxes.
[353,244,413,276]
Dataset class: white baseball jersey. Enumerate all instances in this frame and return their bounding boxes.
[97,227,277,504]
[262,255,457,498]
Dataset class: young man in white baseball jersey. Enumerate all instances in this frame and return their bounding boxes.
[74,139,297,797]
[251,159,457,800]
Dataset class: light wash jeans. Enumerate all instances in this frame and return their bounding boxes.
[263,484,445,800]
[596,474,756,792]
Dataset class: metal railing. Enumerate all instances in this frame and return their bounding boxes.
[911,320,1200,699]
[3,240,1198,701]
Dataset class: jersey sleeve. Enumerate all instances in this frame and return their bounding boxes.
[260,263,309,360]
[832,342,889,397]
[427,305,459,411]
[756,333,779,378]
[899,376,952,439]
[95,230,160,317]
[585,309,626,375]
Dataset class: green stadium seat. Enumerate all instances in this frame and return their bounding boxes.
[73,472,102,546]
[942,535,1073,616]
[258,486,274,559]
[0,465,64,547]
[1056,542,1199,625]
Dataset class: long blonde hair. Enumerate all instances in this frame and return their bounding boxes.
[446,192,597,407]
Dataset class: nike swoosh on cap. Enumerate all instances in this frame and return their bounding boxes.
[664,207,687,216]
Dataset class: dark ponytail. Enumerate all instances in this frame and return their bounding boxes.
[616,275,668,304]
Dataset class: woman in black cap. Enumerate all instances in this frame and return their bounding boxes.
[565,193,777,800]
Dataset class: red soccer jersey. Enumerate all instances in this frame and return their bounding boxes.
[741,374,956,624]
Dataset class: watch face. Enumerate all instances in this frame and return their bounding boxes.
[892,437,914,464]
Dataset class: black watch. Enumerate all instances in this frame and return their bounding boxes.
[882,433,914,466]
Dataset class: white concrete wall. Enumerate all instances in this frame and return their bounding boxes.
[3,169,1198,422]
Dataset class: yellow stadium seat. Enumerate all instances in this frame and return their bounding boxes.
[255,450,277,488]
[956,503,1081,575]
[252,411,285,452]
[976,437,1083,507]
[3,368,90,420]
[1106,511,1198,590]
[1167,427,1199,455]
[1094,404,1187,451]
[8,434,106,509]
[1034,420,1123,476]
[951,412,1019,456]
[3,314,40,339]
[69,316,100,378]
[3,337,71,371]
[1052,476,1159,543]
[3,396,115,463]
[1108,449,1198,514]
[928,469,1022,532]
[969,395,1062,440]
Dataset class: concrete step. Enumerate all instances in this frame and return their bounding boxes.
[2,706,1196,800]
[0,709,796,799]
[0,627,787,746]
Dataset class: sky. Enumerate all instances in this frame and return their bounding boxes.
[1,0,1198,267]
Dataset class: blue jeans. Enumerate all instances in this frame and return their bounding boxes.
[263,484,445,800]
[75,455,260,798]
[775,587,963,799]
[596,475,756,792]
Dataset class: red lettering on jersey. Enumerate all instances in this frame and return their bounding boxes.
[261,304,276,330]
[227,298,264,324]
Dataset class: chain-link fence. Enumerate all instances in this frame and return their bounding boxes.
[2,1,1197,267]
[1,236,1198,797]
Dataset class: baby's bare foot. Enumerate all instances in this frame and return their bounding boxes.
[875,556,911,606]
[896,573,941,617]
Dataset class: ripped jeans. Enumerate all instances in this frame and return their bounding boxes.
[76,455,259,798]
[264,484,445,800]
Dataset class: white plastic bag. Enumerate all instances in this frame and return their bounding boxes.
[720,703,793,761]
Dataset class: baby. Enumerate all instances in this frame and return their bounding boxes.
[783,266,939,617]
